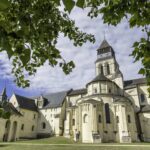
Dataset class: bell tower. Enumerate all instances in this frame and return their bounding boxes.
[95,40,124,89]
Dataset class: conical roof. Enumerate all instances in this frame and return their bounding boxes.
[0,87,6,96]
[87,74,111,85]
[0,87,7,102]
[99,40,111,49]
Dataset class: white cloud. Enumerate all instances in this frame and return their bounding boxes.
[0,6,145,97]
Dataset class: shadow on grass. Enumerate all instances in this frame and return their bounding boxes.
[0,144,9,147]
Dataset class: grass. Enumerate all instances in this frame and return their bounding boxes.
[1,144,150,150]
[16,136,75,144]
[0,137,150,150]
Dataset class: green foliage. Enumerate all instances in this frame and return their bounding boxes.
[0,101,11,119]
[76,0,85,9]
[0,108,11,119]
[132,37,150,87]
[0,0,10,10]
[0,0,149,92]
[63,0,75,13]
[0,108,3,116]
[0,0,95,87]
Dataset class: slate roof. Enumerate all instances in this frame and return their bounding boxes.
[43,91,68,108]
[98,40,110,49]
[0,88,6,96]
[87,74,111,85]
[141,105,150,113]
[3,102,22,115]
[68,88,87,96]
[95,56,113,63]
[15,94,38,112]
[124,78,147,89]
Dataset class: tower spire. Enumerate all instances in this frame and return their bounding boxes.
[104,30,106,40]
[0,87,7,102]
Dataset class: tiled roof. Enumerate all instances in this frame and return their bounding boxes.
[15,94,38,112]
[67,88,87,96]
[43,91,68,108]
[124,78,146,89]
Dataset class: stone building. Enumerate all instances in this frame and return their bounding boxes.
[0,40,150,143]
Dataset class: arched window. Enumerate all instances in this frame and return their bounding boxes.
[98,115,101,123]
[72,119,75,126]
[140,94,145,102]
[98,64,103,75]
[108,88,111,93]
[107,64,110,75]
[31,125,34,131]
[21,124,24,130]
[42,122,46,129]
[105,103,111,123]
[94,88,97,94]
[128,115,131,123]
[5,121,9,129]
[116,116,119,123]
[83,114,88,123]
[101,65,104,75]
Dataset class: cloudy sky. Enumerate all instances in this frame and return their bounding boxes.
[0,6,146,98]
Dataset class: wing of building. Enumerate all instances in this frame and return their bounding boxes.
[0,40,150,143]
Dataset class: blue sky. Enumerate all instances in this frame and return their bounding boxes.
[0,6,145,98]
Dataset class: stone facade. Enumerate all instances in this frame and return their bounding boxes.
[0,40,150,143]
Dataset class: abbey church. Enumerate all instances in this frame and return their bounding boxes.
[0,40,150,143]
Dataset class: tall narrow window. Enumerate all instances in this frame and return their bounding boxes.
[105,103,111,123]
[72,119,75,126]
[94,88,97,94]
[5,121,9,129]
[83,114,88,123]
[107,64,110,75]
[42,122,46,129]
[21,124,24,130]
[33,114,36,119]
[128,115,131,123]
[116,116,119,123]
[32,125,34,131]
[98,115,101,123]
[140,94,145,102]
[108,88,111,93]
[101,65,104,75]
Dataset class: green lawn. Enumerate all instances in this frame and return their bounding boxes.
[16,136,75,144]
[1,144,150,150]
[0,137,150,150]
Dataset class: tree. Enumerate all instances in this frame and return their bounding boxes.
[0,102,11,119]
[0,0,95,87]
[0,0,149,93]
